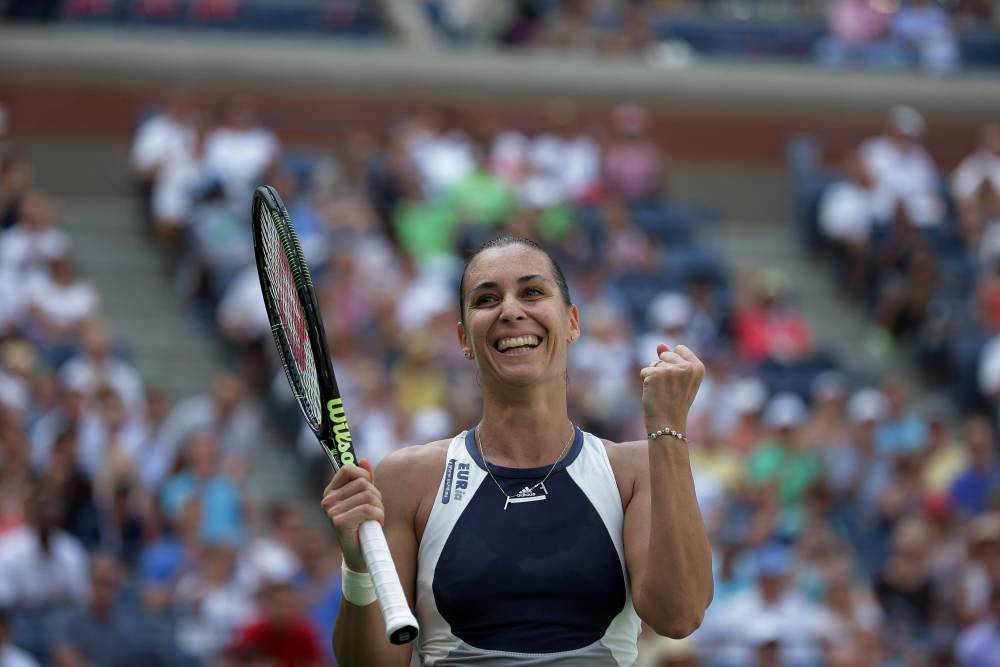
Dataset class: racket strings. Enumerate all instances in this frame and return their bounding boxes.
[259,206,323,427]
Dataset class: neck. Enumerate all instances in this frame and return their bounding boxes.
[478,380,572,467]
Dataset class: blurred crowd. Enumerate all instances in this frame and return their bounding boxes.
[788,104,1000,664]
[422,0,997,74]
[120,89,1000,667]
[5,1,1000,73]
[0,102,343,667]
[1,82,1000,665]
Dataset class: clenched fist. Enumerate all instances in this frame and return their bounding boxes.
[639,343,705,437]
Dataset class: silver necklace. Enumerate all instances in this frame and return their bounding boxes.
[475,423,575,511]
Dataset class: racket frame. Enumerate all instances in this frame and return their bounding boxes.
[251,185,419,646]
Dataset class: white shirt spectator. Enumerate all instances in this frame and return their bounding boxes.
[953,147,1000,202]
[522,133,600,207]
[131,112,195,176]
[59,353,145,417]
[0,525,89,608]
[152,136,208,226]
[701,586,838,667]
[0,369,27,414]
[859,135,944,227]
[24,271,99,333]
[203,125,279,203]
[0,226,69,277]
[408,129,475,197]
[490,129,530,185]
[216,266,269,344]
[0,644,41,667]
[819,180,889,244]
[978,335,1000,399]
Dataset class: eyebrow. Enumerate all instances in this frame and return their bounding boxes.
[471,275,548,292]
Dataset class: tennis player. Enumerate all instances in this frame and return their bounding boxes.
[323,236,713,666]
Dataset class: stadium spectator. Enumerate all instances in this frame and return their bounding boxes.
[875,375,928,456]
[890,0,962,74]
[228,576,323,667]
[131,92,198,228]
[0,190,69,279]
[956,513,1000,626]
[203,95,280,210]
[293,527,342,666]
[174,541,257,662]
[874,518,936,648]
[152,119,213,259]
[160,429,246,546]
[818,151,886,293]
[0,482,89,609]
[51,554,158,667]
[950,416,1000,516]
[59,318,144,416]
[521,99,600,208]
[858,105,945,229]
[922,405,970,496]
[733,269,813,365]
[956,584,1000,667]
[815,0,905,70]
[0,607,39,667]
[702,543,837,667]
[399,110,475,198]
[605,102,665,204]
[0,155,32,232]
[636,634,699,667]
[156,371,260,474]
[23,253,100,354]
[953,122,1000,250]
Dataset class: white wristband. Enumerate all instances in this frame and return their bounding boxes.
[342,563,377,606]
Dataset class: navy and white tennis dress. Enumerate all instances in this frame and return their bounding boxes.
[413,427,640,666]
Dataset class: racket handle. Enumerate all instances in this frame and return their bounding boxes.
[358,519,420,645]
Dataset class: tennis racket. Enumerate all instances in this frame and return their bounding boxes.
[251,185,419,645]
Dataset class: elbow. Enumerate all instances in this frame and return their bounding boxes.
[652,613,704,640]
[635,598,706,639]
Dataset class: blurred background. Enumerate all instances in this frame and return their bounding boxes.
[1,1,1000,666]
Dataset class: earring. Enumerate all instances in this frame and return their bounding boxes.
[464,350,473,359]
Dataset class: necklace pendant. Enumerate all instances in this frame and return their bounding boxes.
[504,482,549,508]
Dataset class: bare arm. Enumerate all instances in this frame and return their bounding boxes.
[326,449,428,667]
[624,343,713,637]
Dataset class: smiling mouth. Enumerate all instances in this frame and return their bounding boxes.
[495,335,542,354]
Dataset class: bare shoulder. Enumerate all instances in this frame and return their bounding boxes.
[375,440,451,535]
[375,439,451,481]
[599,439,648,506]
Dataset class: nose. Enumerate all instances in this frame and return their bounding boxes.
[498,293,525,322]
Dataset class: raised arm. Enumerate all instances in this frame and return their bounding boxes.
[325,449,424,667]
[624,343,713,638]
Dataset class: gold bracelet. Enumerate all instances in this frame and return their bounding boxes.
[647,426,688,442]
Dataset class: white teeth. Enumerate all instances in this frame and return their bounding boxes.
[497,335,540,352]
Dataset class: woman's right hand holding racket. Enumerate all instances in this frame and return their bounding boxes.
[321,459,384,571]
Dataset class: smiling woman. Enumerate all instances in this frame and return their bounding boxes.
[323,236,714,667]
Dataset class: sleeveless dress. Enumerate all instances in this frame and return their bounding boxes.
[413,427,640,666]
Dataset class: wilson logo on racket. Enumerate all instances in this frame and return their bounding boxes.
[327,398,356,465]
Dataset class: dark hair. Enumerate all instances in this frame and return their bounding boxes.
[457,236,572,327]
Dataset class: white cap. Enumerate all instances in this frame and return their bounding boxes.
[648,292,691,330]
[730,377,767,415]
[847,388,889,424]
[763,392,808,430]
[888,105,926,139]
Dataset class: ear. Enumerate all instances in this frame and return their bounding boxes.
[566,304,580,344]
[457,321,473,359]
